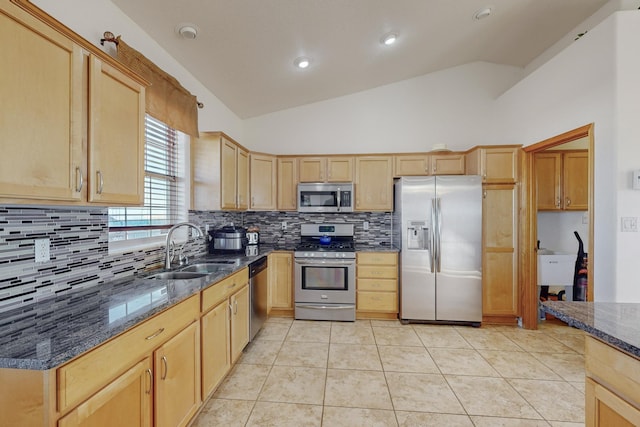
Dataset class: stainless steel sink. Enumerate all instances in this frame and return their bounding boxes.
[179,263,234,273]
[148,271,208,280]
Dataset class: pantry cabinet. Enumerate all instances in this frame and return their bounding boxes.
[355,156,394,211]
[268,251,294,316]
[277,158,298,210]
[298,156,353,182]
[0,0,146,206]
[249,153,277,210]
[192,132,249,211]
[356,252,398,319]
[466,146,520,184]
[535,151,588,211]
[394,153,465,176]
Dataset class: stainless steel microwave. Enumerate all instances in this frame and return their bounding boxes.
[298,183,354,213]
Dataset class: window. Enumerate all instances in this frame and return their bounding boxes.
[109,115,186,244]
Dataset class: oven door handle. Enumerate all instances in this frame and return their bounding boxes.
[296,304,355,310]
[294,259,355,266]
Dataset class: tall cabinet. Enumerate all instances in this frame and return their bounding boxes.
[466,146,521,323]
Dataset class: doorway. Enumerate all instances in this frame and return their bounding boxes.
[520,124,595,330]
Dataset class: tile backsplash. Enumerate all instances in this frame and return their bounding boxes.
[0,206,392,313]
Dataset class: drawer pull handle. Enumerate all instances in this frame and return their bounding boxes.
[145,328,165,340]
[145,368,152,394]
[161,356,168,380]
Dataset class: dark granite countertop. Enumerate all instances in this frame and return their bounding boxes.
[542,301,640,358]
[0,248,274,371]
[355,243,399,252]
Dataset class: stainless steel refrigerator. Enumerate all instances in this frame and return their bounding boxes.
[393,176,482,326]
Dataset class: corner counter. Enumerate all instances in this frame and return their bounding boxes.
[542,301,640,426]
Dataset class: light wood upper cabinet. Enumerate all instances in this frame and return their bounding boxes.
[192,132,249,211]
[298,156,353,182]
[277,158,297,210]
[154,322,201,427]
[482,184,518,318]
[250,153,277,210]
[355,156,393,211]
[535,150,588,211]
[466,146,520,184]
[88,56,145,205]
[268,251,293,315]
[0,3,146,206]
[394,153,465,176]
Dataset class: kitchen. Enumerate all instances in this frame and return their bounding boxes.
[2,0,640,426]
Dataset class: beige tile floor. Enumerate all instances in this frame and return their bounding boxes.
[192,318,586,427]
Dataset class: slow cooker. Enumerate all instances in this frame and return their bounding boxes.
[209,226,247,252]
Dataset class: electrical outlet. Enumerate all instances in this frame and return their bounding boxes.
[363,221,370,231]
[621,217,638,232]
[281,221,287,230]
[34,238,50,262]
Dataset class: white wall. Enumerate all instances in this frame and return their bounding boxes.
[243,61,523,154]
[33,0,244,142]
[537,212,590,254]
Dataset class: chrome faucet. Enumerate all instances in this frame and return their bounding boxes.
[164,222,204,269]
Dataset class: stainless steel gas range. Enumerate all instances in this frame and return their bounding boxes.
[294,224,356,321]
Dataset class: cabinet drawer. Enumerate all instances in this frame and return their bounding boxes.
[357,278,397,292]
[202,268,248,313]
[57,295,199,413]
[357,265,397,279]
[357,291,397,312]
[357,252,397,265]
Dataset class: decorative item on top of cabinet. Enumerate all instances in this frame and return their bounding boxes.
[356,252,398,319]
[0,0,147,206]
[249,153,277,210]
[268,251,294,317]
[191,132,249,211]
[535,150,588,211]
[298,156,353,182]
[394,153,465,176]
[465,146,521,184]
[482,184,519,323]
[277,158,298,210]
[355,156,393,211]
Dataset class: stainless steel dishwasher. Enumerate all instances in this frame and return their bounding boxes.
[249,256,268,341]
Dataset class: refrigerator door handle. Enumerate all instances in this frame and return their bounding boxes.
[430,199,436,273]
[436,198,442,273]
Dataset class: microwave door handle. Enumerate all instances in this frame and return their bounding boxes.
[337,187,341,212]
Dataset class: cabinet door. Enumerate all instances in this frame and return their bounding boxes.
[394,155,431,176]
[220,137,238,210]
[154,322,200,427]
[277,158,297,210]
[431,154,465,175]
[0,8,84,202]
[237,147,249,210]
[230,285,250,364]
[482,147,519,183]
[563,151,588,210]
[250,153,277,210]
[201,300,230,399]
[58,358,152,427]
[535,153,562,210]
[482,184,518,316]
[88,56,145,205]
[327,157,353,182]
[268,252,293,310]
[587,378,640,427]
[298,157,326,182]
[355,157,393,211]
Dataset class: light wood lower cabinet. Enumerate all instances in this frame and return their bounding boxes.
[356,252,398,319]
[200,300,230,398]
[268,251,294,316]
[230,285,250,364]
[58,358,152,427]
[585,336,640,427]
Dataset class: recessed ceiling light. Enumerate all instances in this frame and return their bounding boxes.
[294,56,311,69]
[381,32,398,46]
[473,7,492,20]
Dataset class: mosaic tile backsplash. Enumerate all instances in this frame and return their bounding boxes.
[0,206,392,312]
